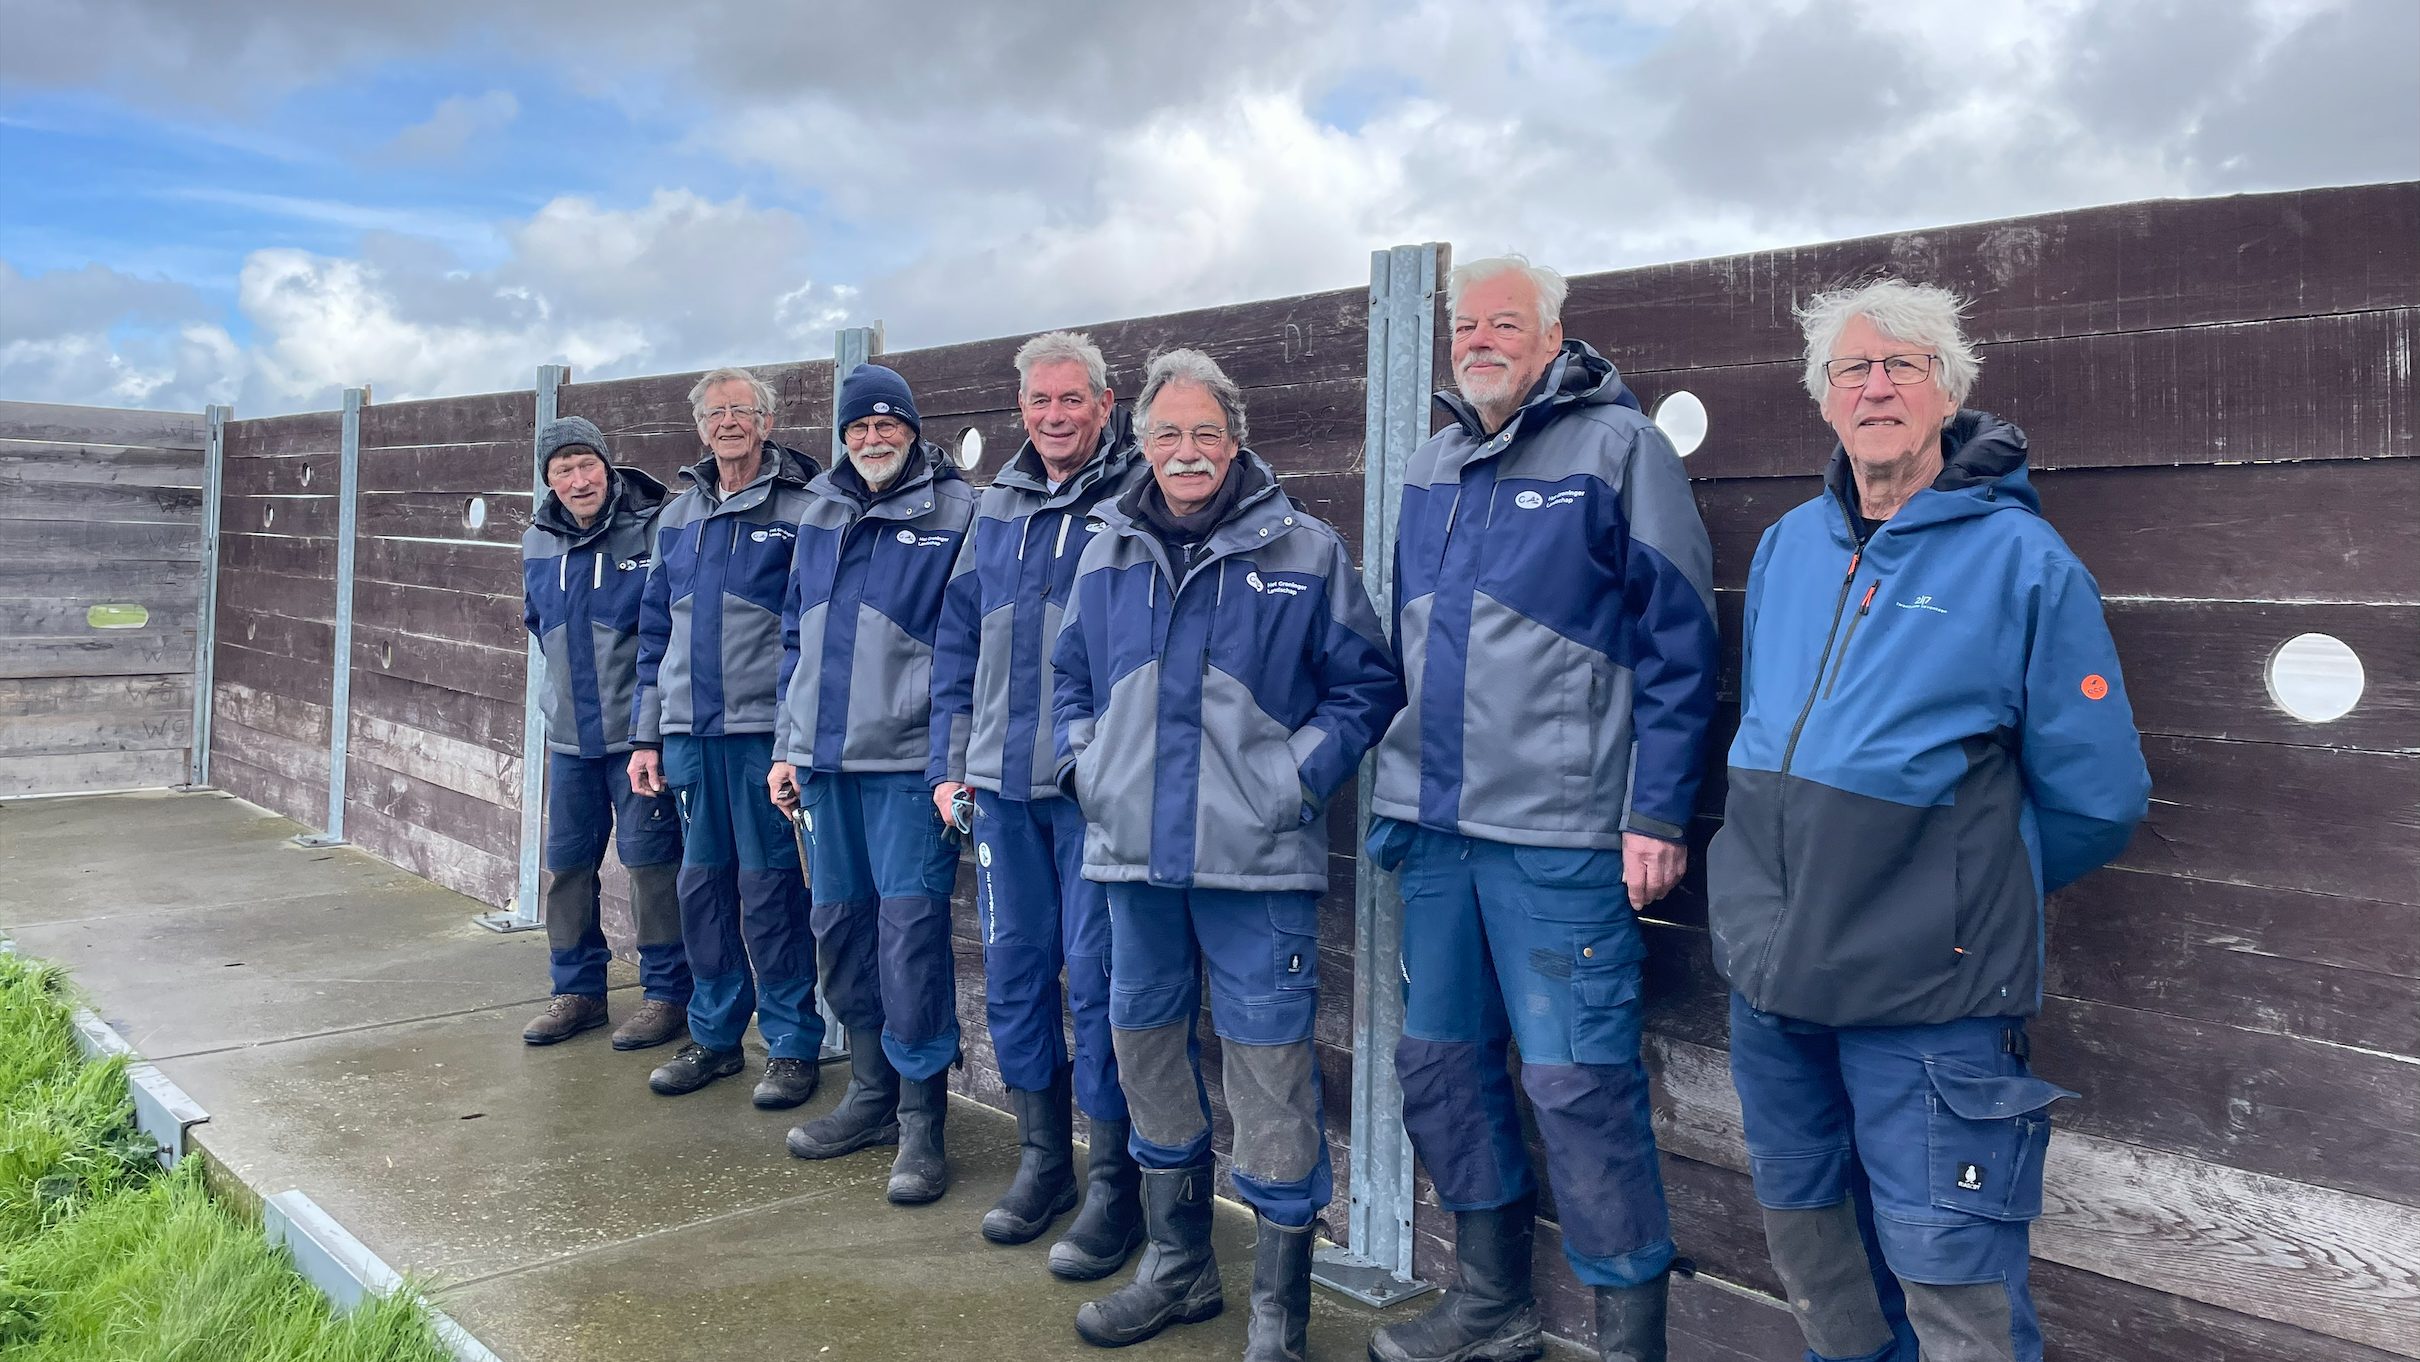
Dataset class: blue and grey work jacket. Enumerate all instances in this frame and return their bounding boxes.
[1371,339,1721,850]
[1708,412,2151,1027]
[773,444,977,773]
[633,443,821,744]
[523,467,669,758]
[928,415,1141,800]
[1052,454,1405,893]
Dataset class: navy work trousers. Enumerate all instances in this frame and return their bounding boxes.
[663,733,821,1059]
[972,789,1126,1119]
[798,770,961,1082]
[1380,819,1675,1289]
[543,751,689,1001]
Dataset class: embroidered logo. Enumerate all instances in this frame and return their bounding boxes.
[2081,674,2110,701]
[1253,572,1313,597]
[872,401,893,415]
[1896,595,1949,614]
[977,843,993,868]
[750,526,795,543]
[1514,490,1545,510]
[897,529,917,545]
[1513,488,1586,511]
[1246,571,1264,592]
[616,555,651,571]
[1956,1162,1985,1192]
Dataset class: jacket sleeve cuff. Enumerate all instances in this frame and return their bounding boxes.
[1621,811,1688,842]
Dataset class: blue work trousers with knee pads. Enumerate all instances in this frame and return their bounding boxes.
[1105,883,1330,1228]
[798,770,962,1082]
[1729,993,2072,1362]
[1378,819,1675,1289]
[972,790,1125,1120]
[544,751,690,1002]
[662,734,821,1058]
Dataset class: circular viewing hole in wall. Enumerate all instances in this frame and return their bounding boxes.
[262,502,277,529]
[463,496,489,531]
[1652,390,1708,457]
[2266,633,2364,723]
[955,426,985,471]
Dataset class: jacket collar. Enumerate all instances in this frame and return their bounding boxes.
[1430,338,1641,471]
[1821,409,2038,547]
[533,465,670,547]
[680,441,818,515]
[993,405,1139,508]
[1093,449,1298,584]
[808,441,964,521]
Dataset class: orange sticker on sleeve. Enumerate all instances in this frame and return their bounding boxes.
[2081,674,2109,701]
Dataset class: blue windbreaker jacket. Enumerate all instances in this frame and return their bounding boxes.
[773,444,977,773]
[928,414,1142,799]
[1051,455,1405,893]
[523,466,669,758]
[1707,411,2152,1027]
[1371,339,1720,849]
[633,442,822,744]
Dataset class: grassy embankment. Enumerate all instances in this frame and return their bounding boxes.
[0,953,453,1361]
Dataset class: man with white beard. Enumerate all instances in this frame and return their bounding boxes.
[769,363,978,1204]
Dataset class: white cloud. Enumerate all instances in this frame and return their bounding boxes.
[382,89,519,162]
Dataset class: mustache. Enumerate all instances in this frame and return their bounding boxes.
[855,443,907,461]
[1164,456,1218,475]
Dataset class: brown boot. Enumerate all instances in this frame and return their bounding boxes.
[611,998,688,1051]
[523,994,609,1045]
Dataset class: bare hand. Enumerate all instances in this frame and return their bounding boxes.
[933,781,970,826]
[629,749,666,796]
[767,761,802,813]
[1623,833,1687,910]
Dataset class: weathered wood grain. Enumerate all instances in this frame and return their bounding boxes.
[344,801,514,907]
[0,400,205,450]
[220,452,329,497]
[347,710,520,809]
[358,491,529,546]
[0,698,190,760]
[358,441,535,496]
[208,676,330,749]
[349,629,525,707]
[0,595,198,639]
[342,755,516,860]
[2114,736,2420,903]
[351,578,524,655]
[0,441,201,489]
[206,747,322,827]
[349,667,522,755]
[0,631,196,681]
[0,560,201,602]
[0,746,188,797]
[218,530,334,581]
[224,411,340,460]
[355,535,520,596]
[6,518,201,567]
[359,388,533,450]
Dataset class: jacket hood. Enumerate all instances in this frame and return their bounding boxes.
[678,440,821,500]
[532,464,671,543]
[1822,409,2036,542]
[1432,337,1642,442]
[996,403,1137,497]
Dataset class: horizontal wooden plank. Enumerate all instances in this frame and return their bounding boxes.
[209,677,330,749]
[0,399,204,450]
[0,441,201,489]
[349,668,522,755]
[221,453,330,498]
[0,745,187,797]
[0,593,197,638]
[4,518,200,567]
[1563,183,2420,374]
[210,708,330,789]
[206,744,323,828]
[343,755,516,859]
[357,490,528,547]
[224,411,340,460]
[227,493,336,540]
[0,702,190,760]
[350,629,525,707]
[0,559,202,603]
[345,806,513,908]
[2106,600,2415,752]
[355,535,520,596]
[0,479,202,525]
[351,578,524,655]
[358,441,534,495]
[0,672,186,721]
[2115,736,2419,903]
[347,710,520,808]
[359,388,533,450]
[218,530,334,581]
[0,631,195,680]
[218,604,333,666]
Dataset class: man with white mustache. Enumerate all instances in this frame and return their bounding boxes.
[770,363,977,1205]
[1367,257,1720,1362]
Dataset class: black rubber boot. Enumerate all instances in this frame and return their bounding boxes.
[1073,1160,1223,1347]
[982,1069,1077,1243]
[1049,1116,1144,1280]
[1592,1266,1677,1362]
[1368,1192,1542,1362]
[1243,1215,1316,1362]
[785,1028,899,1159]
[887,1070,951,1205]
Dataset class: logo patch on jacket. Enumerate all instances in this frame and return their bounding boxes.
[1246,570,1313,598]
[750,527,795,543]
[2081,674,2110,701]
[896,529,952,548]
[1512,488,1585,511]
[1896,595,1948,614]
[1956,1161,1985,1192]
[617,554,652,572]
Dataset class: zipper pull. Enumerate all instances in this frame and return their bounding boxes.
[1858,581,1879,615]
[1845,548,1862,580]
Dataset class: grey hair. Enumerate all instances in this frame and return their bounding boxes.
[688,366,779,423]
[1014,330,1110,397]
[1796,279,1980,408]
[1447,254,1569,329]
[1133,348,1246,450]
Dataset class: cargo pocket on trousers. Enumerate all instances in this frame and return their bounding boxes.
[1569,941,1644,1067]
[1273,929,1319,994]
[1922,1059,2073,1221]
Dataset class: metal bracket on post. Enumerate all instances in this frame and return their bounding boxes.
[295,388,368,848]
[480,366,570,934]
[184,404,231,790]
[1312,242,1447,1309]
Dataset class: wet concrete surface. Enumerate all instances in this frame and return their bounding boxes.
[0,791,1433,1361]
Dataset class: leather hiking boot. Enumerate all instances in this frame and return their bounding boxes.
[647,1042,744,1096]
[523,994,608,1046]
[983,1070,1077,1243]
[1369,1192,1542,1362]
[753,1057,821,1110]
[1244,1215,1316,1362]
[1593,1262,1685,1362]
[610,998,687,1051]
[786,1028,899,1159]
[1050,1116,1144,1280]
[887,1071,952,1205]
[1074,1160,1223,1347]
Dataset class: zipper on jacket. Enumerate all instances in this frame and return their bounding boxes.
[559,555,568,592]
[1054,513,1073,559]
[593,553,605,590]
[1820,580,1881,701]
[1777,547,1861,775]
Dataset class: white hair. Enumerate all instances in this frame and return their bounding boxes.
[1796,280,1981,408]
[1014,330,1110,397]
[1133,348,1246,449]
[1447,255,1568,329]
[688,366,779,423]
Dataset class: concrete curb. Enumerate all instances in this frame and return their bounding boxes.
[67,1005,212,1168]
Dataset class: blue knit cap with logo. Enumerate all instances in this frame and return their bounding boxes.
[835,363,921,438]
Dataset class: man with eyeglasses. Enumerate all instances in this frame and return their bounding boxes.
[1366,256,1718,1362]
[928,332,1147,1268]
[770,363,977,1204]
[629,367,829,1109]
[1709,279,2147,1362]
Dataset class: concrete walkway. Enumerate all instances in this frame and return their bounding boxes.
[0,790,1425,1362]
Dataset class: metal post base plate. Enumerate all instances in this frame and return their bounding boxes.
[292,833,346,848]
[473,909,542,934]
[1311,1245,1435,1308]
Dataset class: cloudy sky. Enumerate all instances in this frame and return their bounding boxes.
[3,0,2413,416]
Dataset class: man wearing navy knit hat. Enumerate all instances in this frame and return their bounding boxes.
[771,362,978,1203]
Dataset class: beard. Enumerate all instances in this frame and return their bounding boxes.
[1456,352,1522,410]
[850,441,910,489]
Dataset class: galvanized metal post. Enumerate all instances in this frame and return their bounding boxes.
[184,404,230,789]
[295,388,367,848]
[1312,242,1446,1307]
[480,366,569,932]
[815,326,885,1057]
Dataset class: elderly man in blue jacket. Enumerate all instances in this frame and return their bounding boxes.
[518,416,690,1051]
[1709,280,2149,1362]
[1053,349,1403,1361]
[770,363,977,1204]
[627,368,827,1109]
[929,332,1146,1268]
[1367,256,1720,1362]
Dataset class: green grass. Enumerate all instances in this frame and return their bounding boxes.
[0,955,456,1361]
